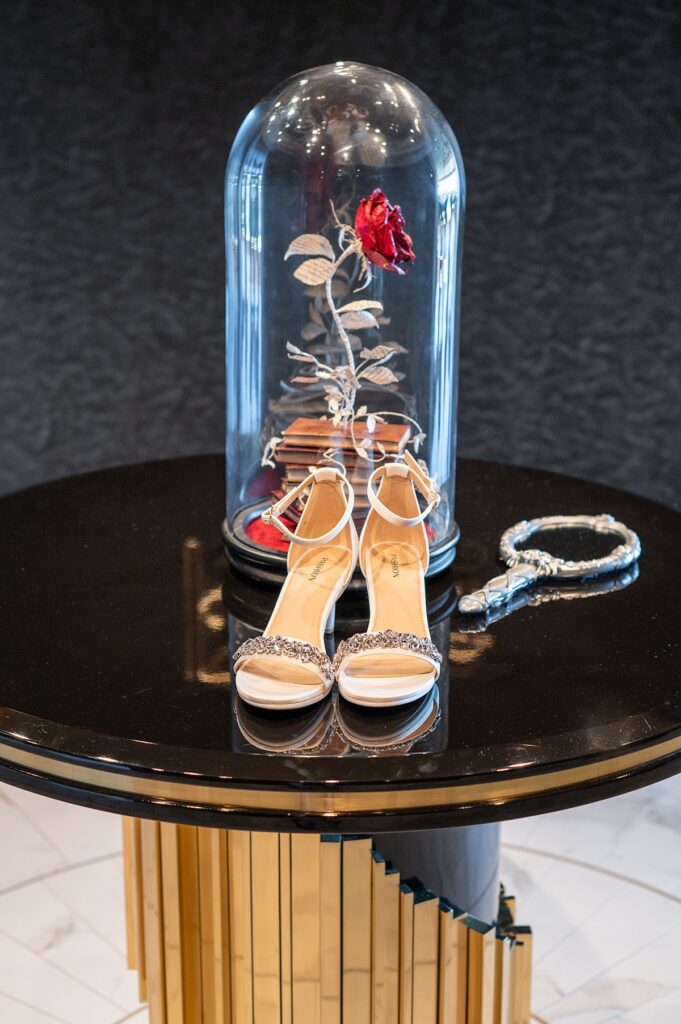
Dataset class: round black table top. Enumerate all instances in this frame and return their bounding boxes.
[0,455,679,833]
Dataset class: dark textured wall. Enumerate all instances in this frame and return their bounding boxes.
[1,1,679,508]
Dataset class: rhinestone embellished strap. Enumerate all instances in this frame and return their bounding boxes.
[333,630,442,672]
[234,635,334,685]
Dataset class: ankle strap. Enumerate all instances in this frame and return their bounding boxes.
[262,467,354,546]
[367,451,440,528]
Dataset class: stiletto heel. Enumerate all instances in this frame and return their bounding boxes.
[334,451,442,707]
[234,467,357,710]
[324,603,337,635]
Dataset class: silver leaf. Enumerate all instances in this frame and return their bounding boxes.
[293,258,335,286]
[358,365,400,386]
[359,345,396,361]
[304,278,346,298]
[340,310,379,330]
[286,341,316,363]
[300,321,326,341]
[284,234,335,261]
[337,299,384,314]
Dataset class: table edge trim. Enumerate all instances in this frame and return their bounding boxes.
[1,732,680,815]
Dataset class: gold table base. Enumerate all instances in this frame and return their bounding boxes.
[122,818,532,1024]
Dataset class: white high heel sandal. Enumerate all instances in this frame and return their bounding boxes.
[334,451,442,707]
[234,467,357,710]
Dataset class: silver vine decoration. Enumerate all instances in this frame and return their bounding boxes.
[262,203,425,469]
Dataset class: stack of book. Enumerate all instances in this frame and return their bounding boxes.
[273,416,411,521]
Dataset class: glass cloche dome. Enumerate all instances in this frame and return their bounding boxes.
[223,61,465,581]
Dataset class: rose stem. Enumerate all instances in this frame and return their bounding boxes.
[326,244,357,375]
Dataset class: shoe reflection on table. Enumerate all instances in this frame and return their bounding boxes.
[233,694,339,754]
[335,686,440,752]
[215,545,456,755]
[233,687,440,757]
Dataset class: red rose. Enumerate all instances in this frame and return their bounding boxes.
[354,188,415,274]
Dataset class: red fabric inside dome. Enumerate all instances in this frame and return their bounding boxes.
[245,515,294,553]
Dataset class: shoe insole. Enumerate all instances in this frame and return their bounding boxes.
[345,541,432,681]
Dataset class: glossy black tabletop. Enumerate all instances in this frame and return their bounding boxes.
[0,455,679,833]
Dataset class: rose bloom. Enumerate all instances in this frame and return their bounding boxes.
[354,188,415,274]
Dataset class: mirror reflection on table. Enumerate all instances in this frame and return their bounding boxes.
[457,563,640,633]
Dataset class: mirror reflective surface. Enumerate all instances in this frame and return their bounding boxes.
[516,525,625,562]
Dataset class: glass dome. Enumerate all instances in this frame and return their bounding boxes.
[223,61,465,581]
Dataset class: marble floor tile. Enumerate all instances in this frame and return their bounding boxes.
[503,774,681,896]
[45,857,129,958]
[4,786,122,864]
[0,928,124,1024]
[0,788,68,891]
[621,984,681,1023]
[500,849,629,971]
[585,924,681,1023]
[0,785,140,1023]
[501,775,681,1023]
[536,883,680,995]
[531,971,563,1011]
[0,875,139,1011]
[540,1010,617,1024]
[0,990,71,1024]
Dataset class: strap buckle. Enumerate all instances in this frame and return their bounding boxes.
[402,450,440,508]
[427,484,441,509]
[262,495,288,525]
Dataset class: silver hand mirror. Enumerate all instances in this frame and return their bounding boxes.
[458,513,641,615]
